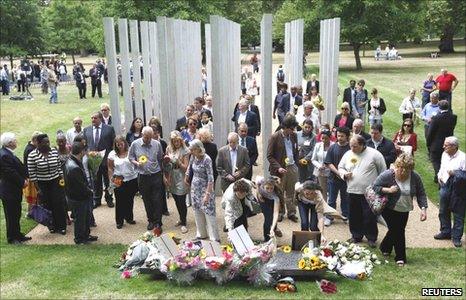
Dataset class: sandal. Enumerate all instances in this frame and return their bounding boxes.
[396,260,405,267]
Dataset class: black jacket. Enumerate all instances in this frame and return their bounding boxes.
[333,114,355,130]
[0,147,27,201]
[64,155,92,202]
[306,80,319,94]
[203,141,218,181]
[426,110,457,154]
[233,103,261,134]
[366,137,397,169]
[446,170,466,214]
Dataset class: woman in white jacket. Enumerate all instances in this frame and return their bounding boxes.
[311,129,333,202]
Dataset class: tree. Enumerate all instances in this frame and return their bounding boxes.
[0,0,46,68]
[314,0,423,69]
[425,0,466,53]
[42,0,98,64]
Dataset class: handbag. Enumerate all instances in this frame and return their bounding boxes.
[365,170,395,215]
[30,204,53,226]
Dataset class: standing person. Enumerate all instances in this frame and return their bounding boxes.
[40,64,49,94]
[28,134,67,235]
[399,89,421,122]
[296,101,320,135]
[393,118,418,157]
[181,117,199,146]
[59,62,67,81]
[250,53,259,73]
[434,137,465,247]
[311,129,333,202]
[126,117,144,145]
[278,86,303,120]
[245,72,258,102]
[197,128,218,183]
[90,64,103,98]
[74,64,87,100]
[216,132,250,192]
[232,98,259,138]
[108,136,138,229]
[0,64,9,95]
[164,131,190,234]
[201,67,208,95]
[334,102,355,130]
[47,64,58,104]
[373,153,427,265]
[351,80,368,126]
[306,73,320,94]
[23,131,42,217]
[176,105,195,132]
[83,112,116,208]
[100,103,112,126]
[420,92,440,148]
[352,119,371,141]
[185,139,219,242]
[16,65,25,93]
[426,100,457,183]
[0,132,30,244]
[232,95,261,137]
[276,65,285,94]
[367,124,397,169]
[309,86,325,120]
[65,142,97,244]
[200,111,213,133]
[367,88,386,126]
[148,119,168,216]
[66,117,83,146]
[273,83,288,125]
[435,69,459,109]
[129,127,164,233]
[324,127,351,226]
[267,114,300,223]
[237,123,258,180]
[338,135,387,247]
[420,73,436,108]
[296,119,316,182]
[342,79,357,115]
[241,68,247,95]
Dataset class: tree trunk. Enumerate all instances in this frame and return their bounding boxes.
[71,53,76,65]
[352,43,362,70]
[439,26,455,53]
[9,55,14,70]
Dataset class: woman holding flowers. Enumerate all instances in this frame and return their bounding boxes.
[297,119,316,182]
[373,153,427,266]
[185,139,219,242]
[108,135,138,229]
[392,118,417,157]
[165,131,190,234]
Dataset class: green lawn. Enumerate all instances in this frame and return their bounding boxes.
[1,43,465,298]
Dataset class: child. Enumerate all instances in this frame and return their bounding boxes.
[295,180,340,243]
[256,176,282,241]
[200,111,213,134]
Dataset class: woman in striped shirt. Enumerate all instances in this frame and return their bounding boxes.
[28,134,67,234]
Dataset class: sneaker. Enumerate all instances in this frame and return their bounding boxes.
[341,215,348,223]
[324,218,332,227]
[181,226,188,234]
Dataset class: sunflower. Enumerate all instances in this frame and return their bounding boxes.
[310,255,320,266]
[138,155,148,164]
[293,104,298,110]
[284,157,290,165]
[350,156,358,165]
[58,179,65,187]
[298,259,306,269]
[282,245,292,253]
[302,247,310,255]
[199,249,207,259]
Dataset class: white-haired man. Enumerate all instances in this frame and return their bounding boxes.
[0,132,30,244]
[352,118,370,141]
[232,98,259,138]
[216,132,250,192]
[434,136,465,247]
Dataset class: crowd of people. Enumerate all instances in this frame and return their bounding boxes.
[0,62,464,268]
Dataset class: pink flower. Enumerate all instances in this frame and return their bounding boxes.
[317,279,337,294]
[121,270,132,279]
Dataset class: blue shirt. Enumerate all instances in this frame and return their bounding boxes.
[128,138,163,175]
[421,103,440,125]
[284,136,295,166]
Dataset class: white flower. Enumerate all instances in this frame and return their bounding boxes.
[353,255,360,260]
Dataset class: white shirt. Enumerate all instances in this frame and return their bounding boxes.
[238,111,247,124]
[66,127,82,145]
[399,97,421,114]
[92,125,101,144]
[438,150,466,184]
[229,147,237,174]
[108,150,138,181]
[103,116,111,125]
[289,95,296,113]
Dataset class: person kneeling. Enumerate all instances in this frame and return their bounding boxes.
[222,179,257,232]
[256,176,283,241]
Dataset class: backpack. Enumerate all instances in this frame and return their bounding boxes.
[277,69,285,82]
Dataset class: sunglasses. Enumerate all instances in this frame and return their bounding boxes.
[403,124,412,127]
[341,108,349,110]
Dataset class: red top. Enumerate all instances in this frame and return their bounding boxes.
[392,131,417,156]
[338,116,347,128]
[435,73,457,92]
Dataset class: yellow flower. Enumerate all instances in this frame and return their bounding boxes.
[310,255,319,266]
[305,266,311,270]
[200,249,207,259]
[282,245,292,253]
[168,232,175,239]
[298,259,306,269]
[299,158,308,166]
[58,179,65,187]
[302,247,310,255]
[138,155,148,164]
[350,156,358,165]
[222,244,234,253]
[284,157,290,165]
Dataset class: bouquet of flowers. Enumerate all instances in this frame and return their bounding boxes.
[204,249,234,284]
[160,241,203,285]
[312,95,325,111]
[87,150,106,177]
[231,239,276,286]
[298,249,327,271]
[318,240,381,280]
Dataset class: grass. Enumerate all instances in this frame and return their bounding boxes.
[1,42,465,299]
[0,245,464,299]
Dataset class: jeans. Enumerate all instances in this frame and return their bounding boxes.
[260,198,275,241]
[349,193,378,241]
[327,177,349,219]
[439,186,465,241]
[49,85,57,103]
[114,178,138,225]
[380,208,409,262]
[138,173,164,227]
[297,201,318,231]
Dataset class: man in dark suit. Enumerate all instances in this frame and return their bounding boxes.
[427,100,457,182]
[273,83,288,125]
[83,111,116,207]
[232,98,259,138]
[65,142,97,244]
[175,105,194,131]
[305,73,320,94]
[237,123,258,180]
[89,63,103,98]
[0,132,31,244]
[342,80,356,114]
[216,132,250,192]
[267,114,300,222]
[277,86,302,124]
[232,96,261,136]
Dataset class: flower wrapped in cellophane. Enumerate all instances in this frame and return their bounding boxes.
[160,241,203,285]
[204,249,235,284]
[87,149,106,177]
